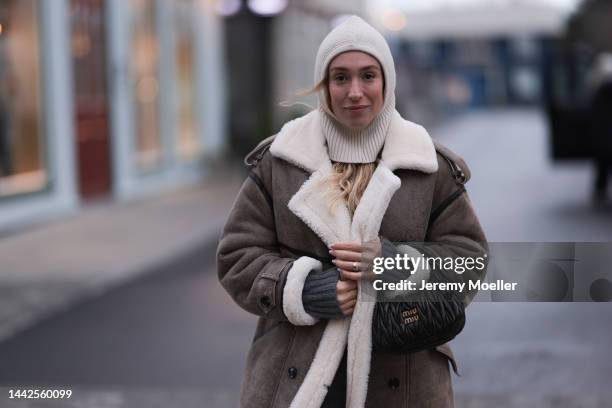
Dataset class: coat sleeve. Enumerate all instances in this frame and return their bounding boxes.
[216,152,322,325]
[412,152,489,306]
[376,152,487,306]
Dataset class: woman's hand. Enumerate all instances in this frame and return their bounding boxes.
[330,238,382,282]
[336,279,358,316]
[330,238,382,316]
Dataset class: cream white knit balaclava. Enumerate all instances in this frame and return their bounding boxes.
[315,15,396,164]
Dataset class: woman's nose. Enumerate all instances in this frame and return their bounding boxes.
[348,79,363,100]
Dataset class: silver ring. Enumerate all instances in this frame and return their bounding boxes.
[353,262,359,272]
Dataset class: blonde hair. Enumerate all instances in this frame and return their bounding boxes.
[279,76,329,111]
[324,161,377,216]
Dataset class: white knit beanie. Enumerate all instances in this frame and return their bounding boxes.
[314,15,396,164]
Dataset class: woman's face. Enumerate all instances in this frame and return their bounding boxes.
[327,51,384,129]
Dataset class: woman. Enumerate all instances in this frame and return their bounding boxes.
[217,15,487,408]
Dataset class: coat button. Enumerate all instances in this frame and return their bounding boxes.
[288,367,298,379]
[388,377,400,390]
[260,296,271,307]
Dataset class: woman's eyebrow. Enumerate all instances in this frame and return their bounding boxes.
[329,65,381,72]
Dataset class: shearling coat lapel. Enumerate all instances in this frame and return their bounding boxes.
[345,164,401,407]
[272,111,349,247]
[269,109,439,408]
[287,161,351,248]
[271,109,438,247]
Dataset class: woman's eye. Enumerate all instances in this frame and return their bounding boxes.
[334,75,347,82]
[363,72,376,80]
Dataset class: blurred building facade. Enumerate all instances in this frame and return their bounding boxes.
[0,0,226,230]
[270,0,366,128]
[222,0,365,158]
[227,0,574,143]
[367,0,577,124]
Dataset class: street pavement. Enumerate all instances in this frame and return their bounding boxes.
[1,108,611,407]
[433,108,612,407]
[435,108,612,242]
[0,169,245,343]
[0,242,251,408]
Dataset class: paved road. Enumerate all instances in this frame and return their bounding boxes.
[434,108,612,242]
[0,244,253,407]
[1,109,611,407]
[434,108,612,407]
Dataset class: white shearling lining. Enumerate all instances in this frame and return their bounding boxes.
[283,256,322,326]
[269,98,439,407]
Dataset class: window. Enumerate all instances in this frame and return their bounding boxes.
[0,0,46,197]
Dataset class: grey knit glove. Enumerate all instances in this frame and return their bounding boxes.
[302,267,344,319]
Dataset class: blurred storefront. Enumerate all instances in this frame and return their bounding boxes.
[0,0,226,230]
[0,0,46,200]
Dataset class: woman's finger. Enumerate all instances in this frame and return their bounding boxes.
[340,298,357,312]
[337,285,357,300]
[336,281,357,296]
[330,249,361,262]
[337,285,357,302]
[333,259,365,272]
[336,279,357,292]
[340,268,378,282]
[345,298,358,308]
[339,269,364,281]
[330,241,362,252]
[337,289,357,304]
[342,306,355,316]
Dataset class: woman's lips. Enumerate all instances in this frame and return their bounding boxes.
[345,105,369,111]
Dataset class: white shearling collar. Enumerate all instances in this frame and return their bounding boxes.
[269,110,438,174]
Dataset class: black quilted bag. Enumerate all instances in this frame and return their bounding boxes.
[371,276,465,354]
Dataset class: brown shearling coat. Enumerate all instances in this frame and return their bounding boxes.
[217,111,487,408]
